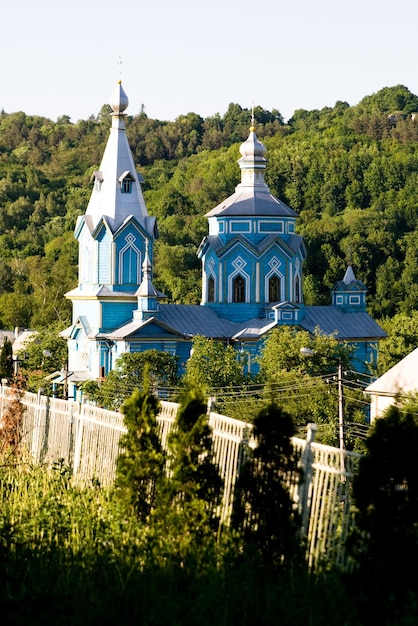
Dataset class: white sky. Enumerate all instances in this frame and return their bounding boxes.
[2,0,418,123]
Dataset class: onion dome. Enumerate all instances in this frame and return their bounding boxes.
[239,125,266,160]
[109,80,129,115]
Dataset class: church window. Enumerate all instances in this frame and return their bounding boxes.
[208,276,215,302]
[118,234,141,284]
[269,275,281,302]
[122,246,139,283]
[233,275,246,302]
[121,177,133,193]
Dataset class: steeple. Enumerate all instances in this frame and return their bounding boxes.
[343,265,356,284]
[199,113,306,322]
[236,120,268,189]
[134,239,160,320]
[83,81,150,234]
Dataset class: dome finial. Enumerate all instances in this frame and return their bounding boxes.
[250,101,255,132]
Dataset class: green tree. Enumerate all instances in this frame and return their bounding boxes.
[377,311,418,374]
[0,293,33,329]
[349,405,418,621]
[115,376,165,520]
[86,351,180,410]
[231,402,302,568]
[0,337,13,381]
[150,389,223,559]
[257,327,361,445]
[184,335,247,393]
[17,322,68,393]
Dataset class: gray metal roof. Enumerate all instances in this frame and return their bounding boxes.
[205,187,297,218]
[300,306,387,340]
[85,302,386,345]
[158,305,240,338]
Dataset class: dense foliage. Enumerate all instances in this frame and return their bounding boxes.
[80,350,180,409]
[231,402,302,567]
[2,387,418,624]
[2,85,418,359]
[115,376,165,520]
[348,404,418,623]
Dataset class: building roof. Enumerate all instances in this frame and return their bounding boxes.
[300,306,387,341]
[205,187,297,218]
[83,81,149,234]
[12,329,37,354]
[96,302,386,345]
[205,126,297,219]
[365,347,418,396]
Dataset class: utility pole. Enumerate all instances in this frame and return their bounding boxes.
[337,358,345,478]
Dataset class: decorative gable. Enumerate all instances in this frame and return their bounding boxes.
[268,301,304,325]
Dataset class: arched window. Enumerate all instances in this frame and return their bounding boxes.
[121,246,139,283]
[208,276,215,302]
[233,275,246,302]
[269,275,281,302]
[295,275,301,303]
[118,234,141,285]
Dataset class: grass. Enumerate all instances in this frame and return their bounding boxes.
[0,455,413,626]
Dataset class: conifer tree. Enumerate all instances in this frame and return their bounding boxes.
[0,338,13,381]
[151,389,223,556]
[349,405,418,619]
[115,371,165,521]
[231,402,302,568]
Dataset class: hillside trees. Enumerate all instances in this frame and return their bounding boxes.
[2,85,418,331]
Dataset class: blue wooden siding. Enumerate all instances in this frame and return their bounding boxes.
[102,302,136,331]
[97,227,111,284]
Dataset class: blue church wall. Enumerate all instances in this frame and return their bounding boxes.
[233,341,262,376]
[213,217,297,247]
[114,222,151,291]
[97,226,112,285]
[350,340,378,375]
[102,301,136,331]
[204,241,300,321]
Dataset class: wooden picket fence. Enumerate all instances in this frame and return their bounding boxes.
[0,384,360,569]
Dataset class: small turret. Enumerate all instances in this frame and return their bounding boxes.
[332,266,367,311]
[134,239,160,320]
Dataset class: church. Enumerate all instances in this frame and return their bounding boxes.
[61,81,386,399]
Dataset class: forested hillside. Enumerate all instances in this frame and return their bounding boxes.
[2,84,418,340]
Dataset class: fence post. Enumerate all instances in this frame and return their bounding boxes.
[72,404,84,477]
[299,422,317,538]
[207,395,216,414]
[31,388,43,463]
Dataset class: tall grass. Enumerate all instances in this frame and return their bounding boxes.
[0,456,371,626]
